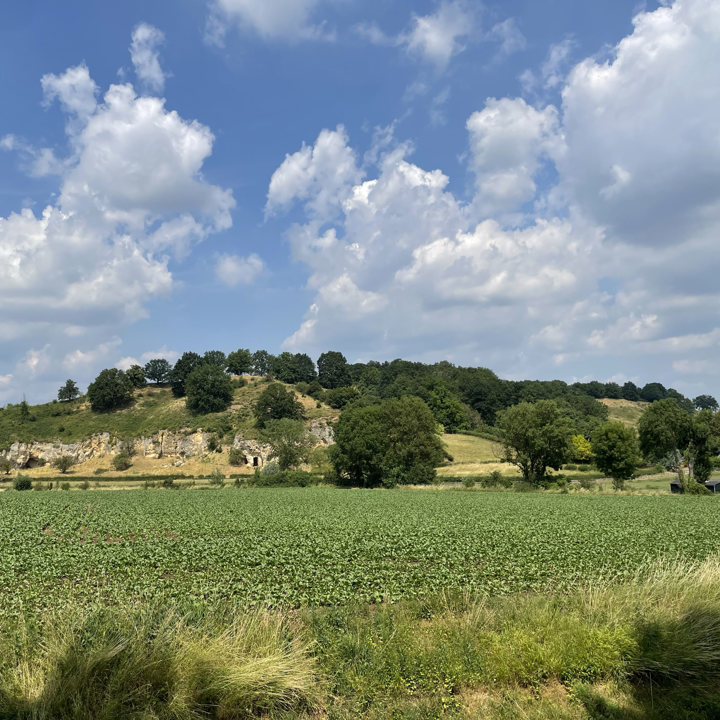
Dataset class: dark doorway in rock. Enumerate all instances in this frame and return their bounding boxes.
[253,457,259,467]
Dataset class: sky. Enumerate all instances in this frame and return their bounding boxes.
[2,0,720,404]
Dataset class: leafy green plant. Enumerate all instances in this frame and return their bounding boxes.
[13,474,32,491]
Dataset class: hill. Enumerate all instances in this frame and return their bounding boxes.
[600,398,648,427]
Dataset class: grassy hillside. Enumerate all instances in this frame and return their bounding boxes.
[0,377,338,447]
[600,398,648,427]
[437,433,514,477]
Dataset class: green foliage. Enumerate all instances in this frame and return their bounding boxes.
[143,358,171,385]
[317,350,351,389]
[203,349,226,367]
[169,352,204,398]
[87,369,134,412]
[0,457,12,475]
[272,352,317,384]
[250,349,275,376]
[51,455,75,474]
[124,364,146,389]
[253,383,305,428]
[622,381,641,401]
[226,348,252,375]
[19,400,30,423]
[497,400,574,484]
[323,385,361,409]
[184,364,233,415]
[640,382,668,402]
[694,394,719,411]
[570,434,594,463]
[112,453,132,471]
[13,474,32,491]
[250,469,315,487]
[60,482,71,491]
[57,379,80,402]
[228,447,245,466]
[592,422,640,487]
[259,418,315,471]
[208,469,225,486]
[331,396,445,487]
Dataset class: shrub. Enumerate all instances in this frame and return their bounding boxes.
[60,482,71,491]
[207,435,222,453]
[251,470,315,487]
[686,481,711,495]
[462,477,476,489]
[0,457,12,475]
[162,477,176,489]
[52,455,75,474]
[209,469,225,486]
[112,453,133,471]
[228,447,245,466]
[13,474,32,491]
[80,480,91,490]
[579,476,597,491]
[93,467,109,475]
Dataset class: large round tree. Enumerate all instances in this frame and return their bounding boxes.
[185,364,233,415]
[496,400,574,484]
[87,369,134,412]
[592,421,640,490]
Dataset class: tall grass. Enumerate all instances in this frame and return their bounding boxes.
[3,558,720,718]
[0,606,320,719]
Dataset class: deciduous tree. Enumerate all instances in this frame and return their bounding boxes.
[496,400,574,484]
[87,369,134,412]
[58,379,80,402]
[259,419,315,471]
[592,422,640,490]
[144,358,171,384]
[185,364,233,415]
[253,383,305,428]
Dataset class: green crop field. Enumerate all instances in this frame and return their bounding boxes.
[4,488,719,618]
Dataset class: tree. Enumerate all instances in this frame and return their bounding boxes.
[125,364,146,389]
[688,409,719,483]
[694,394,719,412]
[185,364,233,415]
[19,400,30,423]
[294,353,317,383]
[640,382,667,403]
[570,434,594,463]
[622,381,641,402]
[170,352,204,397]
[592,422,640,490]
[251,350,275,376]
[638,398,692,486]
[87,369,134,412]
[253,383,305,428]
[144,358,172,384]
[330,396,445,487]
[496,400,574,484]
[226,348,253,375]
[58,379,80,402]
[52,455,75,474]
[317,351,351,389]
[0,457,12,475]
[259,419,315,471]
[203,350,227,368]
[272,352,303,384]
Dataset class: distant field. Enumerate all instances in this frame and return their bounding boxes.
[438,433,515,477]
[601,398,648,426]
[3,487,719,617]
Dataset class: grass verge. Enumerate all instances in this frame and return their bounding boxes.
[3,557,720,718]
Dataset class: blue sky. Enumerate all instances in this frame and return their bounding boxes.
[2,0,720,404]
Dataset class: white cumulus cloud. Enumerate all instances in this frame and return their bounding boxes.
[215,253,265,287]
[130,23,167,93]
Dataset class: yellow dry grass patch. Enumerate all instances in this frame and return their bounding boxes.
[600,398,648,427]
[438,433,518,477]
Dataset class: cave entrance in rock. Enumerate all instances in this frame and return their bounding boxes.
[253,457,259,467]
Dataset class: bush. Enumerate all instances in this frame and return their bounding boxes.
[251,470,315,487]
[80,480,90,490]
[93,467,109,475]
[579,476,597,491]
[162,477,176,489]
[52,455,74,474]
[686,481,711,495]
[208,469,225,486]
[13,474,32,491]
[207,435,222,453]
[60,482,71,491]
[462,477,476,489]
[112,453,133,471]
[228,447,245,466]
[0,457,13,475]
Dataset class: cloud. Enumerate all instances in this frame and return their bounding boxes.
[215,253,265,286]
[268,0,720,398]
[402,1,475,69]
[520,37,575,96]
[207,0,337,43]
[130,23,167,93]
[1,31,234,402]
[490,18,526,57]
[466,98,562,216]
[266,126,363,218]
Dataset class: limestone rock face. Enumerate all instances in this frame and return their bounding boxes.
[0,423,333,470]
[309,419,335,446]
[231,437,272,468]
[0,430,211,469]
